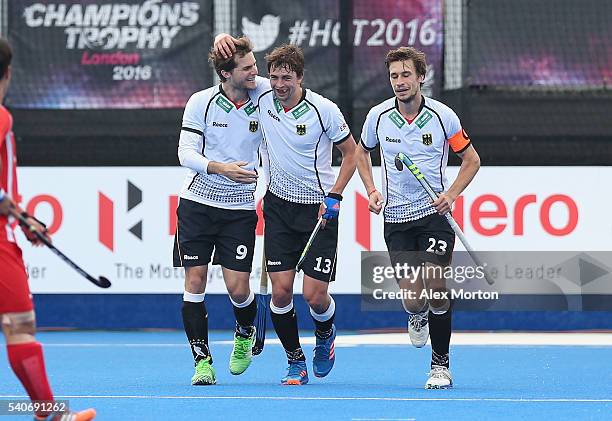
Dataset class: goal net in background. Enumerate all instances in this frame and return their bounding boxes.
[1,0,610,166]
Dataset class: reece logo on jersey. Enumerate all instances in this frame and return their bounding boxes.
[268,109,281,122]
[213,121,228,128]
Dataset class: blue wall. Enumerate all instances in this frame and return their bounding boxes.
[34,294,612,331]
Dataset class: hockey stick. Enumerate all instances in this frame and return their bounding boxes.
[252,249,269,355]
[10,208,111,289]
[394,152,493,285]
[296,217,324,271]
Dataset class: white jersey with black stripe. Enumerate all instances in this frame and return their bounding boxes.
[178,76,270,210]
[361,96,471,223]
[257,88,351,204]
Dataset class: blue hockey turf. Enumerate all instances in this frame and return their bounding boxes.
[1,331,610,420]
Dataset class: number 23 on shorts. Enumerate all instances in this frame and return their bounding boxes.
[426,237,448,256]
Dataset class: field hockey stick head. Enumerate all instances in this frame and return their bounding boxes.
[95,276,112,288]
[394,153,406,171]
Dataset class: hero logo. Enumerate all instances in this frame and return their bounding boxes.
[168,191,579,252]
[242,15,280,52]
[354,192,579,250]
[453,194,578,237]
[99,180,143,252]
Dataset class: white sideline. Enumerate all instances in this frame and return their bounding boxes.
[35,332,612,347]
[0,394,610,403]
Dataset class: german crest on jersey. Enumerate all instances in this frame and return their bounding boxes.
[422,133,433,146]
[296,124,306,135]
[249,121,259,132]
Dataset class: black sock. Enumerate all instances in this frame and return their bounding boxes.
[312,312,335,340]
[182,301,211,364]
[271,305,305,362]
[232,296,257,337]
[313,317,335,339]
[311,296,336,339]
[429,308,452,368]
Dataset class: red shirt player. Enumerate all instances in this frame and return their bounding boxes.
[0,38,96,421]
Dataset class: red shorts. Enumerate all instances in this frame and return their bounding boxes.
[0,241,34,314]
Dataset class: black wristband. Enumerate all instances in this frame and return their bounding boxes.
[326,192,343,201]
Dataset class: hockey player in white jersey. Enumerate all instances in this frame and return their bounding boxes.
[356,47,480,389]
[215,36,358,385]
[173,37,270,385]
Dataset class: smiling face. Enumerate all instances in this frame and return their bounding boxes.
[224,52,258,90]
[388,59,424,103]
[265,44,305,105]
[269,64,303,104]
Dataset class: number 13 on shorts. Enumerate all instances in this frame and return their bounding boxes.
[313,256,333,274]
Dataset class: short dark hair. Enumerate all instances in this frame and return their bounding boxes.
[265,44,304,78]
[385,47,427,79]
[208,36,253,82]
[0,37,12,80]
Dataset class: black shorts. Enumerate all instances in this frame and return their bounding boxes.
[173,198,257,272]
[384,213,455,268]
[263,191,338,283]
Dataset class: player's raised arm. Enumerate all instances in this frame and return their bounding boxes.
[214,33,238,59]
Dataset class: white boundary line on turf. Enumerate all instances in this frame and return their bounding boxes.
[1,395,611,403]
[352,418,416,420]
[36,332,612,347]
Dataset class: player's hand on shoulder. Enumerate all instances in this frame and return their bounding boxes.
[432,192,454,215]
[214,33,237,59]
[368,190,384,215]
[216,161,258,184]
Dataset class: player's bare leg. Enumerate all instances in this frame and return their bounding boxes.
[2,312,96,420]
[223,268,257,375]
[303,275,336,378]
[270,270,307,385]
[183,266,215,385]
